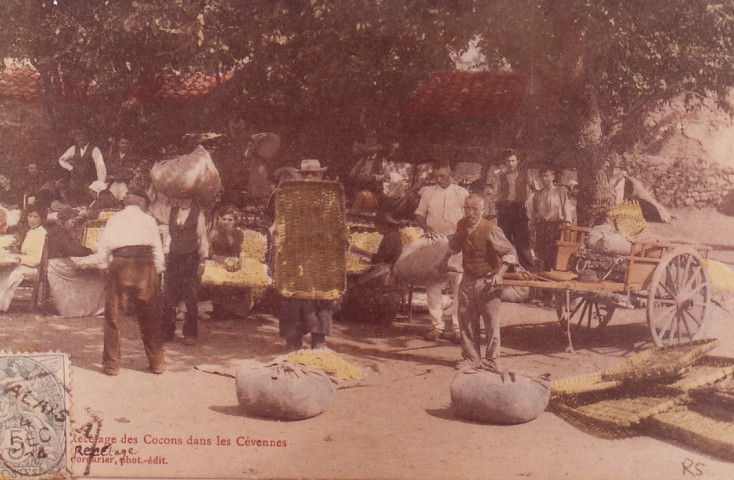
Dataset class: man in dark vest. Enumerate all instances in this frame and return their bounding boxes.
[162,197,209,346]
[496,148,534,270]
[58,128,107,205]
[440,194,517,372]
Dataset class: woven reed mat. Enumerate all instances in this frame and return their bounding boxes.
[689,374,734,410]
[607,200,649,238]
[553,353,734,446]
[551,385,683,436]
[552,341,718,398]
[552,371,621,398]
[646,405,734,461]
[274,180,347,300]
[599,339,717,384]
[666,355,734,393]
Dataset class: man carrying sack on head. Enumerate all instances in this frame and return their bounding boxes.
[162,196,209,346]
[94,190,166,376]
[439,194,517,372]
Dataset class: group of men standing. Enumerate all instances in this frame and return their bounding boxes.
[48,128,210,375]
[84,134,573,376]
[414,150,574,371]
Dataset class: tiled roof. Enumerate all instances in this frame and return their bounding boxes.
[0,68,43,102]
[135,70,236,104]
[0,66,235,104]
[402,71,528,117]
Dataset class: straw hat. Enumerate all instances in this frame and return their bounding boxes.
[299,159,326,172]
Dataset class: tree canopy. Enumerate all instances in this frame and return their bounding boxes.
[1,1,732,215]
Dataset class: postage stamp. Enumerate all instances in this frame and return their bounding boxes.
[0,352,70,479]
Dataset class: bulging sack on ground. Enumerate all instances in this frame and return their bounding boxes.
[235,361,336,421]
[150,145,221,198]
[392,235,452,286]
[450,370,550,424]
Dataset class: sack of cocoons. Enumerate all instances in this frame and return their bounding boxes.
[392,235,455,286]
[450,369,550,424]
[151,145,221,199]
[235,361,336,421]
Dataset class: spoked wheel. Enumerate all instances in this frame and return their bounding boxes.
[555,292,616,332]
[647,249,711,347]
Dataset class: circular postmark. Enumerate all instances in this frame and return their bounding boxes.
[0,355,68,478]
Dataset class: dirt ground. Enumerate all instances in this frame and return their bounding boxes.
[3,207,734,480]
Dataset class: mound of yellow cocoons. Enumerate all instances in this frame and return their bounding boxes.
[284,350,361,381]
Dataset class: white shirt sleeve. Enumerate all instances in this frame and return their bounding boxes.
[58,146,75,171]
[197,212,210,259]
[150,219,166,274]
[92,223,111,270]
[92,147,107,183]
[414,187,430,218]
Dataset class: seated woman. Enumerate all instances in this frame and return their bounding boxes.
[206,205,248,319]
[0,204,47,312]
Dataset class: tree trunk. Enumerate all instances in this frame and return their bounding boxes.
[575,91,614,227]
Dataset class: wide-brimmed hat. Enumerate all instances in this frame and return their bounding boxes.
[299,159,326,172]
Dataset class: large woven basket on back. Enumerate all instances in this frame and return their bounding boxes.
[274,180,347,300]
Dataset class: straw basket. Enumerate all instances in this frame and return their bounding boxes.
[274,180,347,300]
[607,200,649,238]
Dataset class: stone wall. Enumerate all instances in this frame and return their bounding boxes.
[618,90,734,209]
[621,155,734,209]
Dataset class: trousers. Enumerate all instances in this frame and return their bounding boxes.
[535,220,562,272]
[162,250,200,339]
[497,201,533,270]
[426,268,461,333]
[457,275,502,365]
[278,297,333,340]
[103,257,164,373]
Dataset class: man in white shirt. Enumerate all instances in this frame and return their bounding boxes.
[95,191,166,376]
[414,162,469,342]
[58,128,107,205]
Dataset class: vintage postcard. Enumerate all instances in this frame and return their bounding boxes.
[1,2,734,480]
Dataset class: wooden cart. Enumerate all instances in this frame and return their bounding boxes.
[502,225,713,349]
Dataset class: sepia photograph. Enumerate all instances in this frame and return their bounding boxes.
[1,1,734,479]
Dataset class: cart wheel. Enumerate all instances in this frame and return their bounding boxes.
[647,249,711,347]
[555,293,615,332]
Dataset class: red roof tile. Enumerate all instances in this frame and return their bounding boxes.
[135,70,236,104]
[0,68,43,102]
[0,66,235,104]
[402,71,528,117]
